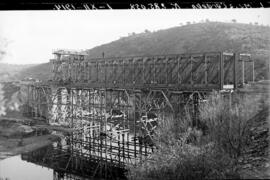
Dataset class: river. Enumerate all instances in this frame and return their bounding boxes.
[0,155,53,180]
[0,144,127,180]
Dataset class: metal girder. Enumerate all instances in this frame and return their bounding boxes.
[50,51,253,92]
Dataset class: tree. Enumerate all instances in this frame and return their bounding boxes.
[144,29,151,33]
[0,37,8,61]
[231,19,237,23]
[0,37,9,117]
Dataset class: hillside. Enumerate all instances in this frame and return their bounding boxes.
[0,63,35,82]
[87,22,270,57]
[86,22,270,80]
[0,63,50,82]
[4,22,270,81]
[18,63,50,82]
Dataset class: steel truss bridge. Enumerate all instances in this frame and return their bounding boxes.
[22,50,254,179]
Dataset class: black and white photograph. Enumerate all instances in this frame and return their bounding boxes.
[0,5,269,180]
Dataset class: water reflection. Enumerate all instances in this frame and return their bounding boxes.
[0,155,53,180]
[21,145,127,180]
[0,145,127,180]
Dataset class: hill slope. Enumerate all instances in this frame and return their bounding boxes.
[18,63,50,82]
[0,63,35,82]
[13,22,270,81]
[87,22,270,57]
[86,22,270,80]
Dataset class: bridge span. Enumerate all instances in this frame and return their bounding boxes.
[22,50,254,178]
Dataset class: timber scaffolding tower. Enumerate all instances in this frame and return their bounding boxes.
[23,49,254,179]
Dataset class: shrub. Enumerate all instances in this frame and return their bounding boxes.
[128,91,264,180]
[199,91,262,158]
[128,112,238,180]
[128,144,236,180]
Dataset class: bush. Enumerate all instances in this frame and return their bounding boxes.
[128,138,239,180]
[128,112,238,180]
[128,91,265,180]
[199,91,262,158]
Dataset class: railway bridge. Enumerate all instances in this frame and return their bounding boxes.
[23,50,254,179]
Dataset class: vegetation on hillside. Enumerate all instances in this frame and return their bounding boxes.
[87,22,269,57]
[17,63,50,81]
[0,37,9,61]
[0,63,35,82]
[128,92,269,179]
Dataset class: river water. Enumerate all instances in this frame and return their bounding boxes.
[0,155,53,180]
[0,144,127,180]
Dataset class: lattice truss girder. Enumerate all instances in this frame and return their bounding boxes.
[51,52,253,92]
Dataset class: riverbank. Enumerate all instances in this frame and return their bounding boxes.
[0,117,61,160]
[0,134,60,160]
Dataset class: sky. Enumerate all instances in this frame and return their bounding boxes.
[0,9,269,64]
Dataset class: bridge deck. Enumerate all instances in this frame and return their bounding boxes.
[43,81,220,91]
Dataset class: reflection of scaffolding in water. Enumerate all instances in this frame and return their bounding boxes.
[21,144,127,180]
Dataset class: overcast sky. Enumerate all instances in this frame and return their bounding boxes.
[0,9,269,64]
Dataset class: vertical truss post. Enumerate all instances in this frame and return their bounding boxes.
[193,92,199,127]
[220,52,224,90]
[242,58,245,85]
[104,89,108,179]
[133,90,137,161]
[138,92,142,162]
[56,88,61,123]
[233,53,239,89]
[71,89,74,128]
